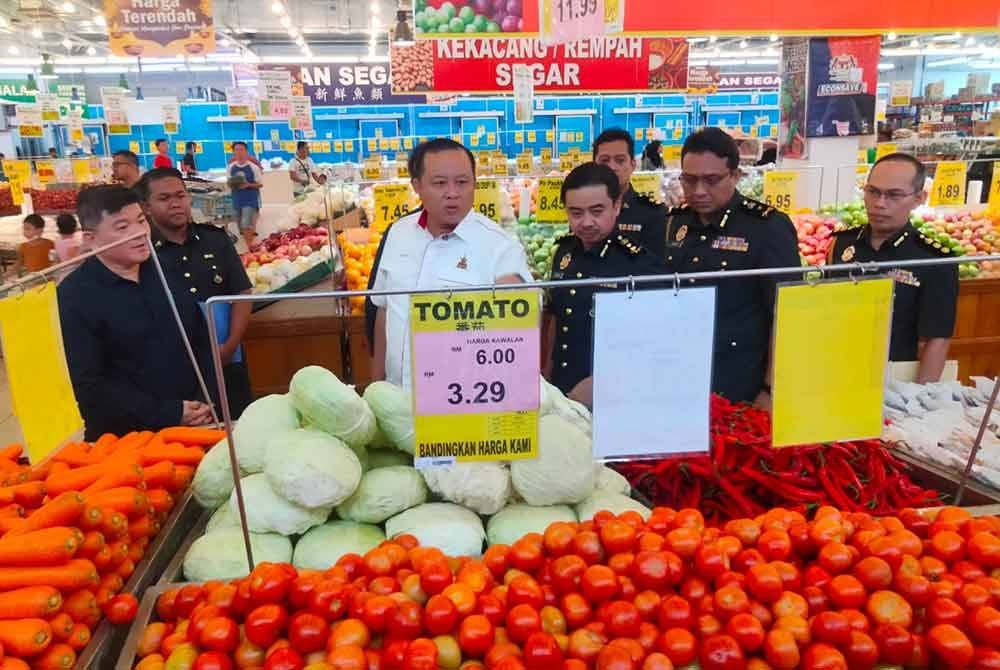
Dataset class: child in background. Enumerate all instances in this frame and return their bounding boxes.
[54,213,82,262]
[16,214,55,274]
[229,141,263,250]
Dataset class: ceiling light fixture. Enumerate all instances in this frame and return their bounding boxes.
[0,17,7,28]
[708,35,717,43]
[887,31,897,40]
[877,62,895,70]
[31,27,43,38]
[739,39,748,49]
[287,27,298,37]
[86,45,96,55]
[909,38,919,48]
[61,1,75,12]
[7,45,19,55]
[769,34,778,42]
[965,36,977,46]
[271,1,284,13]
[94,14,106,25]
[279,15,291,27]
[62,38,72,49]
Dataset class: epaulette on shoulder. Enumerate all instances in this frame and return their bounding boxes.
[634,191,662,208]
[739,198,773,220]
[555,232,575,244]
[667,203,689,216]
[615,234,643,255]
[915,232,952,255]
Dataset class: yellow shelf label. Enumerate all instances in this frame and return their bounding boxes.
[517,152,533,174]
[929,161,966,207]
[762,171,800,213]
[536,177,566,223]
[474,179,500,222]
[374,183,413,228]
[875,143,897,161]
[630,173,661,201]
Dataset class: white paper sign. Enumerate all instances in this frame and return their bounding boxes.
[291,96,313,132]
[68,110,84,143]
[161,102,180,133]
[37,93,61,121]
[890,80,912,107]
[592,287,716,459]
[513,64,534,124]
[257,69,293,101]
[100,87,129,126]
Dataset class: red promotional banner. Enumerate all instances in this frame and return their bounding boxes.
[688,67,781,91]
[391,37,687,93]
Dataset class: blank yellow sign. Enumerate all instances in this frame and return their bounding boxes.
[0,283,82,462]
[772,278,892,447]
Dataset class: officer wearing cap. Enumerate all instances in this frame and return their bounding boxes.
[829,153,958,383]
[138,167,255,417]
[593,128,668,257]
[664,128,800,405]
[545,163,663,408]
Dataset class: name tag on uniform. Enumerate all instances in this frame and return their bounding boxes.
[711,236,750,252]
[890,269,921,287]
[618,224,641,232]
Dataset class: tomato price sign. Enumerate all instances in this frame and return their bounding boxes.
[930,161,966,207]
[536,177,566,223]
[630,173,661,202]
[474,179,501,223]
[762,171,800,213]
[410,290,541,468]
[374,183,413,229]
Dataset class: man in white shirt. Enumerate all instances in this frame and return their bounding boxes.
[369,138,533,389]
[289,141,327,196]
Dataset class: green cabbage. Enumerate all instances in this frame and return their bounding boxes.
[386,503,485,557]
[192,439,239,509]
[594,466,631,496]
[368,448,413,469]
[486,504,577,546]
[421,462,511,515]
[362,382,416,454]
[290,366,376,449]
[575,490,651,521]
[229,473,330,535]
[511,414,595,506]
[206,503,238,532]
[293,520,386,570]
[264,428,363,509]
[183,527,293,581]
[336,466,428,524]
[232,394,300,473]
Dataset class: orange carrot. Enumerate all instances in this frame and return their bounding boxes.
[128,538,147,563]
[0,560,99,592]
[6,493,85,536]
[88,434,118,459]
[78,531,105,558]
[167,465,195,493]
[0,503,24,518]
[0,517,21,533]
[91,545,112,571]
[34,641,75,670]
[81,463,144,496]
[111,431,154,454]
[66,623,90,651]
[78,505,103,531]
[141,461,175,490]
[61,590,100,628]
[98,572,123,595]
[0,586,62,619]
[145,488,174,515]
[157,427,225,447]
[48,612,74,640]
[106,540,129,569]
[0,444,23,461]
[116,558,135,580]
[0,527,80,566]
[0,458,18,473]
[44,463,109,497]
[51,443,96,468]
[0,481,45,507]
[0,658,31,670]
[85,488,148,518]
[128,514,161,540]
[23,461,53,483]
[138,443,204,467]
[0,618,53,657]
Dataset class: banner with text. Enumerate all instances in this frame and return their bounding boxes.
[104,0,215,57]
[778,37,808,160]
[688,67,780,91]
[257,63,424,106]
[391,37,687,94]
[806,35,880,138]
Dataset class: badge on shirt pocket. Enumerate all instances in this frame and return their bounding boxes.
[711,236,749,252]
[890,269,921,287]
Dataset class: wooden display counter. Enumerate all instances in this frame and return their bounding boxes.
[952,277,1000,382]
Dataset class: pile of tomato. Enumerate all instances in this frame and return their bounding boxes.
[134,504,1000,670]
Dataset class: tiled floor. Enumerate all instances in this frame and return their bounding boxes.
[0,362,25,447]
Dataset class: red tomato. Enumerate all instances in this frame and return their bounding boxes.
[568,628,607,664]
[362,595,398,633]
[287,573,322,611]
[800,642,847,670]
[826,574,866,610]
[287,611,328,654]
[387,600,422,640]
[105,593,139,625]
[506,604,542,644]
[199,616,239,653]
[174,585,204,618]
[763,628,800,670]
[970,605,1000,645]
[746,564,783,604]
[249,562,295,605]
[477,593,506,627]
[573,531,605,565]
[419,560,453,596]
[927,624,974,668]
[632,551,669,591]
[713,584,750,620]
[582,565,619,603]
[843,631,878,668]
[657,596,694,631]
[561,593,593,629]
[309,581,351,621]
[872,623,914,665]
[509,536,545,573]
[927,597,966,627]
[602,600,641,639]
[551,555,588,595]
[194,651,233,670]
[507,575,545,610]
[809,611,850,646]
[264,646,304,670]
[655,627,696,666]
[595,645,635,670]
[404,638,438,670]
[424,594,458,636]
[458,614,495,657]
[699,634,744,670]
[245,604,289,648]
[522,631,564,670]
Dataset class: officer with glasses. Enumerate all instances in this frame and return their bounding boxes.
[663,128,799,405]
[829,153,958,383]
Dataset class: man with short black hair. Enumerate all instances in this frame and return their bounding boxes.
[289,141,326,196]
[153,138,173,169]
[829,153,958,382]
[665,127,800,404]
[229,141,263,249]
[367,138,532,389]
[112,150,141,190]
[593,128,667,256]
[58,184,217,439]
[139,167,255,415]
[544,162,663,406]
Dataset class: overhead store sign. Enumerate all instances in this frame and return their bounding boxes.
[688,67,780,91]
[391,37,687,94]
[104,0,215,57]
[256,64,425,106]
[806,35,880,138]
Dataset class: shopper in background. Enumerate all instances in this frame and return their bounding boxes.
[16,213,55,274]
[181,141,198,177]
[641,140,664,170]
[544,163,663,408]
[112,150,141,190]
[289,141,327,196]
[54,213,82,262]
[139,167,255,417]
[829,153,958,383]
[666,127,799,405]
[153,138,173,169]
[48,147,58,159]
[228,141,263,249]
[57,185,217,439]
[367,138,532,389]
[593,128,667,256]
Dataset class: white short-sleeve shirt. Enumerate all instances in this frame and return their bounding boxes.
[289,156,318,195]
[371,208,533,389]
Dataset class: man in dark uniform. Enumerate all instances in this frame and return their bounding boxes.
[593,128,668,257]
[545,162,663,408]
[664,128,800,405]
[138,167,255,417]
[829,153,958,382]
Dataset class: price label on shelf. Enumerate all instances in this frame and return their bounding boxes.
[930,161,966,207]
[374,183,412,228]
[475,152,491,176]
[874,143,897,161]
[35,160,56,184]
[630,173,661,202]
[536,177,566,223]
[410,289,541,468]
[989,161,1000,209]
[540,148,553,165]
[363,156,383,181]
[474,179,501,222]
[662,144,682,162]
[517,152,533,174]
[493,157,509,176]
[558,154,574,172]
[762,171,799,213]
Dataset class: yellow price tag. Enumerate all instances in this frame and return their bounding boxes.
[367,139,377,152]
[540,148,553,165]
[149,141,160,152]
[515,131,524,143]
[545,130,554,142]
[363,157,383,181]
[474,179,500,222]
[559,155,574,172]
[397,162,410,179]
[536,177,566,223]
[175,141,186,153]
[129,141,140,154]
[636,128,645,140]
[36,160,56,184]
[452,135,461,143]
[224,141,234,153]
[762,171,800,212]
[475,152,491,176]
[575,131,584,143]
[254,141,264,154]
[374,183,413,229]
[528,131,537,143]
[470,135,480,147]
[390,138,400,150]
[345,140,355,152]
[71,159,91,184]
[930,161,966,207]
[662,145,682,162]
[281,141,295,152]
[494,157,509,176]
[517,152,533,174]
[875,143,897,161]
[630,173,661,202]
[404,137,414,150]
[334,140,344,152]
[377,138,389,151]
[2,160,30,205]
[487,132,496,144]
[988,161,1000,209]
[108,124,130,135]
[196,142,204,154]
[672,126,683,140]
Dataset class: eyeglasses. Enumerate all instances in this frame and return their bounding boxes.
[678,172,733,188]
[863,185,916,202]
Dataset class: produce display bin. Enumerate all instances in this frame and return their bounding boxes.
[73,490,205,670]
[115,583,179,670]
[250,259,337,313]
[896,450,1000,507]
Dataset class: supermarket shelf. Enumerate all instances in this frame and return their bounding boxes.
[417,110,504,119]
[612,106,694,114]
[206,115,288,123]
[314,113,406,121]
[530,108,598,116]
[702,104,778,112]
[155,505,212,586]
